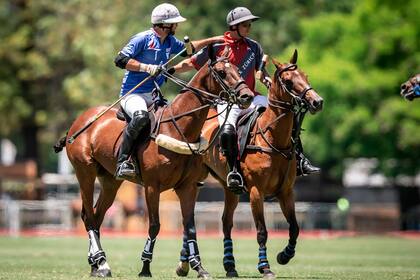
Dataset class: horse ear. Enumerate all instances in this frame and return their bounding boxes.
[290,49,298,64]
[208,43,216,63]
[271,58,281,69]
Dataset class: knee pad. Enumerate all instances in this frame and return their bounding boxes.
[220,124,237,155]
[127,110,150,138]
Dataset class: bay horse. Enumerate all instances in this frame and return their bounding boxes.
[400,73,420,101]
[191,50,323,278]
[54,48,254,278]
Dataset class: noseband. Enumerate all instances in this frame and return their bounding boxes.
[208,57,248,104]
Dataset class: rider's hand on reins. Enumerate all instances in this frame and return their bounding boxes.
[139,63,159,76]
[263,76,272,89]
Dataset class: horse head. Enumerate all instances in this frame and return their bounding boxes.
[206,44,254,108]
[400,73,420,101]
[271,49,323,114]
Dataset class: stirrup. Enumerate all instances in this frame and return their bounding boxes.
[296,158,320,177]
[115,161,136,180]
[226,171,246,194]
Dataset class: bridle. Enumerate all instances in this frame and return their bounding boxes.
[267,64,312,113]
[257,64,312,150]
[161,56,248,105]
[208,57,249,105]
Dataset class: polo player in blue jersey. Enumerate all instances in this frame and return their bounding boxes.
[114,3,223,179]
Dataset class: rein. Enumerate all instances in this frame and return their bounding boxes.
[153,58,246,155]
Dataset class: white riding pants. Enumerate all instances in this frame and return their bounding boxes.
[120,92,154,119]
[217,95,268,128]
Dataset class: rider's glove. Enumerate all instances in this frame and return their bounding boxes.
[167,67,176,75]
[139,63,159,76]
[263,76,272,89]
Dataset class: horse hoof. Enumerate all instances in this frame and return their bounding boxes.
[198,272,212,279]
[226,270,239,277]
[138,272,152,277]
[197,269,211,279]
[176,262,189,277]
[263,270,276,280]
[91,268,112,277]
[277,251,293,265]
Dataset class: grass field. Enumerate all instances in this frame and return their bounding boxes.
[0,234,419,280]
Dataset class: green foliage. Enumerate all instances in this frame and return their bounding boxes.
[288,0,420,177]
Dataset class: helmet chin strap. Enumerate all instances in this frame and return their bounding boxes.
[156,24,176,35]
[231,25,244,39]
[163,24,176,35]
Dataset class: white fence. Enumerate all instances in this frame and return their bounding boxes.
[0,199,346,236]
[0,199,73,236]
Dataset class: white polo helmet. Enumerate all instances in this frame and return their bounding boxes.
[226,7,259,26]
[151,3,186,24]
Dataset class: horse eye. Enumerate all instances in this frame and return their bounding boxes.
[218,70,227,79]
[285,80,293,91]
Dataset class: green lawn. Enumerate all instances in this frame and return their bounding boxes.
[0,235,419,279]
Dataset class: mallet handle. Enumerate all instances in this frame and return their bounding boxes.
[256,54,268,80]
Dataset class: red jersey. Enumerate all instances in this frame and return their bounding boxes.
[191,32,264,94]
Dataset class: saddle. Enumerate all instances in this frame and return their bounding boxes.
[237,105,266,159]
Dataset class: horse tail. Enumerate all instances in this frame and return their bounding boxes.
[53,132,68,153]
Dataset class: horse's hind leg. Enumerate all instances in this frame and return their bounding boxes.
[249,186,275,279]
[138,185,160,277]
[73,163,110,277]
[86,172,123,277]
[276,188,299,265]
[175,184,211,279]
[222,188,239,277]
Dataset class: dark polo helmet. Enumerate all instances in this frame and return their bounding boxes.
[226,7,259,26]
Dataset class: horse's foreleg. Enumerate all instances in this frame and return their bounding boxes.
[250,186,275,279]
[277,188,299,265]
[175,184,211,279]
[138,185,160,277]
[222,188,239,277]
[176,231,190,277]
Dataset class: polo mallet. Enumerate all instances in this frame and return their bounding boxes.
[183,36,193,56]
[256,54,268,80]
[67,36,193,144]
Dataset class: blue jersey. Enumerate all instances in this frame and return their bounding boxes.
[118,29,184,96]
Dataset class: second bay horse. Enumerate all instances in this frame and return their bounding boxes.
[54,48,253,278]
[198,50,323,278]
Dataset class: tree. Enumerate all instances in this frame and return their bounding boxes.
[285,0,420,179]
